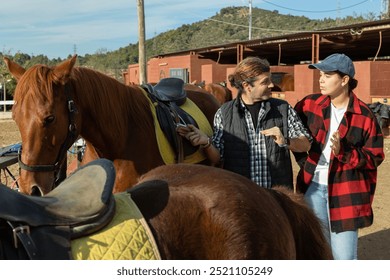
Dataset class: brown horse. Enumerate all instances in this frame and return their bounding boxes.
[272,73,294,92]
[4,55,220,196]
[134,164,332,259]
[0,160,332,259]
[202,82,233,105]
[279,73,294,91]
[204,83,232,105]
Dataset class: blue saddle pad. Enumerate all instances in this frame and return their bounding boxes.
[0,143,22,157]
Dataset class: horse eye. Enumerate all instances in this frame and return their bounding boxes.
[44,115,55,126]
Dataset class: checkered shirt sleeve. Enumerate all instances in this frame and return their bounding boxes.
[287,105,312,141]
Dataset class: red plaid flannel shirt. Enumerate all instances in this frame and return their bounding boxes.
[294,93,384,232]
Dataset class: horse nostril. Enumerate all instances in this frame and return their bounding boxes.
[31,185,43,197]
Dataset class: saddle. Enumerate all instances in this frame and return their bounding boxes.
[142,77,198,162]
[0,158,116,260]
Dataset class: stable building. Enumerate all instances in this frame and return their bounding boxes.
[123,19,390,135]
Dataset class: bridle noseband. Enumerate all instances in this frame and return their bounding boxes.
[18,83,79,182]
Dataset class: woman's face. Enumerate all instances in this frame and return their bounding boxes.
[242,72,274,104]
[318,71,349,98]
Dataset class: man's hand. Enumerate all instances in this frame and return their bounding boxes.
[260,126,285,146]
[176,124,209,146]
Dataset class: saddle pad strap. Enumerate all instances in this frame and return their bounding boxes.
[6,221,72,259]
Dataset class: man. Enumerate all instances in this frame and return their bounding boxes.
[178,56,312,189]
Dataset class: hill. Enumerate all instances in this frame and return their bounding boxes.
[1,6,375,83]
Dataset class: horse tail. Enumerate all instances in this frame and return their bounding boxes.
[269,186,333,260]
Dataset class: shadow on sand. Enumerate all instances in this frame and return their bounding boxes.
[358,228,390,260]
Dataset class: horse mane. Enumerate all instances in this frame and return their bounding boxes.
[14,65,55,109]
[71,67,152,132]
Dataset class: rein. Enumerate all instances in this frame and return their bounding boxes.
[18,83,78,178]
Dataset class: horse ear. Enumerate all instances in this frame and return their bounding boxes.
[3,57,26,81]
[52,54,77,85]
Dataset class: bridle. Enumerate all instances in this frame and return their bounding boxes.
[18,83,79,183]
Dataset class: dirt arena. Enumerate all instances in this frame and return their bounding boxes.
[1,118,389,260]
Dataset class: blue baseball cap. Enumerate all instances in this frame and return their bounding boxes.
[308,53,355,78]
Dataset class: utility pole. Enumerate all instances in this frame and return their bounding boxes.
[248,0,252,40]
[137,0,147,84]
[381,0,389,18]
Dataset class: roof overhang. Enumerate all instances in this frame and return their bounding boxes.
[153,19,390,65]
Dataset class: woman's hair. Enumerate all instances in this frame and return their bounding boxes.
[228,57,270,98]
[335,70,358,91]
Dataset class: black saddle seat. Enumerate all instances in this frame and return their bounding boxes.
[0,158,116,259]
[147,77,187,105]
[0,158,115,231]
[141,78,199,162]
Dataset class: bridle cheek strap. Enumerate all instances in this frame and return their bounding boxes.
[18,83,79,177]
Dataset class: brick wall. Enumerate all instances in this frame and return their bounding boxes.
[123,57,389,137]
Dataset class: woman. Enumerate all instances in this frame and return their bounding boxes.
[294,53,385,259]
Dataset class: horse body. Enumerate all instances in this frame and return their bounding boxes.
[5,56,220,195]
[0,161,332,260]
[132,164,332,259]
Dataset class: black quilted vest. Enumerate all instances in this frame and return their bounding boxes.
[220,98,293,189]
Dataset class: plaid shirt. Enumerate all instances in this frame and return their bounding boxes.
[294,93,385,232]
[213,99,311,188]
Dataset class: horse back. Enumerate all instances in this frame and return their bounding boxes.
[185,87,220,125]
[131,164,298,259]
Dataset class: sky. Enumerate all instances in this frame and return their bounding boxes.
[0,0,385,59]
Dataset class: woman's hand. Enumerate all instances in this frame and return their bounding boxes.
[330,131,341,156]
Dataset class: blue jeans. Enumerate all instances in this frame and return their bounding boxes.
[304,181,358,260]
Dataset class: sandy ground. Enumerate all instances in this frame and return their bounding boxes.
[1,119,389,259]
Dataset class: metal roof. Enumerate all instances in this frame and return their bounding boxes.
[154,19,390,65]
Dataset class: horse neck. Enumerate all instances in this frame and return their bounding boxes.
[70,69,153,156]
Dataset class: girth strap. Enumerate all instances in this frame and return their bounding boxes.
[4,221,71,260]
[7,222,37,259]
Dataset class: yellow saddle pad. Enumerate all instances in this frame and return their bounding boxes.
[71,192,161,260]
[139,87,213,164]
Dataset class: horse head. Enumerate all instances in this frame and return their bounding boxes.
[4,55,80,196]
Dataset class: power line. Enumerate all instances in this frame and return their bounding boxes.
[206,17,348,34]
[262,0,370,13]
